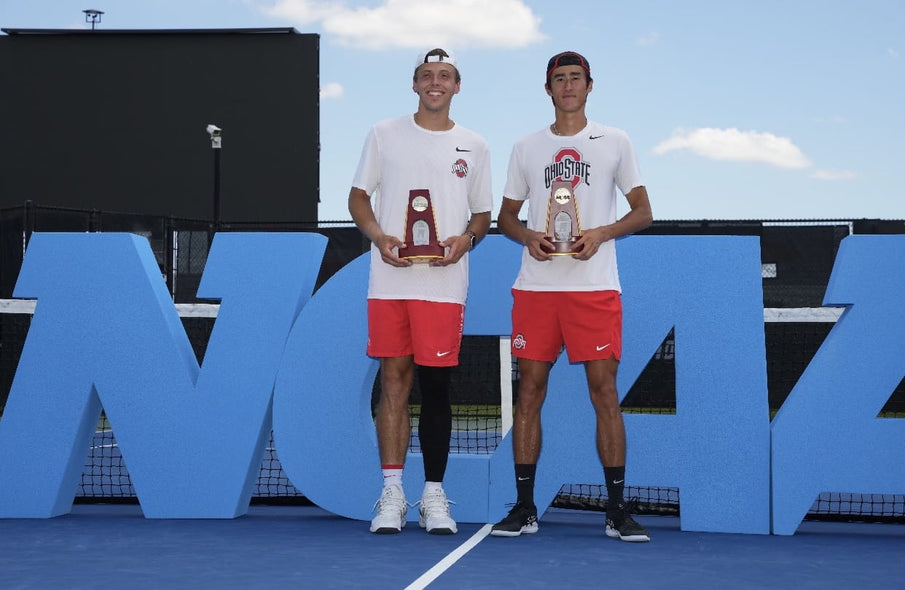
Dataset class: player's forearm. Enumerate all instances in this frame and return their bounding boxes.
[348,188,385,243]
[604,186,653,240]
[609,202,653,239]
[497,208,528,245]
[465,211,491,241]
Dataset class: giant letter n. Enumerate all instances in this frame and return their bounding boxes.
[0,232,325,518]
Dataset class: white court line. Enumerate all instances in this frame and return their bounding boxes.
[404,523,492,590]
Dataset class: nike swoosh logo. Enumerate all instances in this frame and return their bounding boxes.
[596,344,611,351]
[436,351,451,357]
[455,147,471,152]
[589,134,604,140]
[613,479,624,485]
[517,477,530,481]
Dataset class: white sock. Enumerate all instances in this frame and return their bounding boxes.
[382,467,403,489]
[423,481,443,495]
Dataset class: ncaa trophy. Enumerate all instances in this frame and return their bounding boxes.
[399,189,444,263]
[545,180,581,255]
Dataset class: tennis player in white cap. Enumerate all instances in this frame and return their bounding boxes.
[349,47,493,535]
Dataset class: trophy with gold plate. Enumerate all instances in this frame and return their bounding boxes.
[398,189,444,263]
[545,180,581,255]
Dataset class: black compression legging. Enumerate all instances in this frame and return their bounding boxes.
[417,365,452,483]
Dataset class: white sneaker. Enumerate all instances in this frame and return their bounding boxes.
[418,488,457,535]
[370,485,407,534]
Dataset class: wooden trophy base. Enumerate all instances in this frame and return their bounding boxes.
[399,245,444,263]
[545,238,578,256]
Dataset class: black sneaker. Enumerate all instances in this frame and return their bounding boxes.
[490,502,538,537]
[605,500,650,542]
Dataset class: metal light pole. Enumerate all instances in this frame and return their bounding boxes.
[206,124,222,231]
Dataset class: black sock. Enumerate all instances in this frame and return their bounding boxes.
[417,366,452,483]
[604,465,626,508]
[515,463,537,507]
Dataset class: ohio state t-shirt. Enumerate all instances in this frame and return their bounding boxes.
[503,121,643,292]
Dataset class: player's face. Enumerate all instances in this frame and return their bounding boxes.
[413,62,460,113]
[546,65,592,113]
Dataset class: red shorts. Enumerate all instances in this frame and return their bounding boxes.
[511,289,622,363]
[367,299,465,367]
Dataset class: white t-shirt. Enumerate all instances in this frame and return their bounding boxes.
[503,121,643,292]
[352,115,493,304]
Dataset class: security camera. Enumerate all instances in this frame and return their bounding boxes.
[206,124,222,149]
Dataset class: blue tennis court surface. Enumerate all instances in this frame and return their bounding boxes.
[1,504,901,589]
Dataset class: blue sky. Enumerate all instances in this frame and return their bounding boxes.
[2,0,903,222]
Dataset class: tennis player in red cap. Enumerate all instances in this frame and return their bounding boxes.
[492,50,653,542]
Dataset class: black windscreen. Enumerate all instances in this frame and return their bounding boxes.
[0,28,319,223]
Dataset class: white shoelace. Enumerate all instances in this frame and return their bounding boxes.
[420,490,455,516]
[373,487,406,514]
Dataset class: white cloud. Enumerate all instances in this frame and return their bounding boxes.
[320,82,344,99]
[653,127,812,169]
[888,48,900,59]
[258,0,338,25]
[258,0,545,49]
[636,32,660,46]
[810,169,856,181]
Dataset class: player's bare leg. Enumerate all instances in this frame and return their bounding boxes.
[513,358,551,464]
[370,355,414,534]
[585,357,625,467]
[376,355,414,464]
[586,357,649,542]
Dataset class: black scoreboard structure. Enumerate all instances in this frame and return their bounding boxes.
[0,28,319,224]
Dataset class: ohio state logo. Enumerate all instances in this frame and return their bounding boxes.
[544,148,590,189]
[451,158,468,178]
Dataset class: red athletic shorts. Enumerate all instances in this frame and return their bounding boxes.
[367,299,465,367]
[510,289,622,363]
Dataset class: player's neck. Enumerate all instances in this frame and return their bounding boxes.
[551,112,588,137]
[414,109,454,132]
